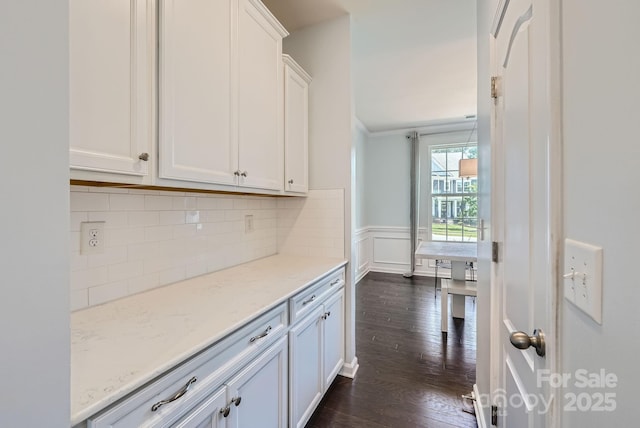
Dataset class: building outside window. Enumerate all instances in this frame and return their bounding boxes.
[430,144,477,242]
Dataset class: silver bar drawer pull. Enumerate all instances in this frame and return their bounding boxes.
[302,295,316,306]
[249,325,272,343]
[330,278,341,286]
[151,376,197,411]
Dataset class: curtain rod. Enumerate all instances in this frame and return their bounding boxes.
[406,128,478,139]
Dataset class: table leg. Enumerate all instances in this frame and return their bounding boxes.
[451,260,467,319]
[451,260,467,280]
[452,295,466,318]
[441,281,448,333]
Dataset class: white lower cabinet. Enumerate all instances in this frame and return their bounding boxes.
[322,290,345,388]
[289,286,345,428]
[171,336,288,428]
[225,336,288,428]
[83,267,345,428]
[289,306,324,428]
[170,385,227,428]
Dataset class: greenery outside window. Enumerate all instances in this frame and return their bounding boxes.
[430,144,478,242]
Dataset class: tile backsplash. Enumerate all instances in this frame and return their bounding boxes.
[70,187,345,311]
[277,189,344,259]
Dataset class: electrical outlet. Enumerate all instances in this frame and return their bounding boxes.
[564,238,603,324]
[245,214,254,234]
[81,221,105,255]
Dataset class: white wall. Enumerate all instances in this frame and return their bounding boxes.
[283,15,359,376]
[354,121,368,230]
[365,133,411,227]
[0,1,70,425]
[561,1,640,425]
[283,16,352,192]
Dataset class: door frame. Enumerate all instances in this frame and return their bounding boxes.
[485,0,563,426]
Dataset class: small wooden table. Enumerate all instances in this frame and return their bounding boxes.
[414,241,477,319]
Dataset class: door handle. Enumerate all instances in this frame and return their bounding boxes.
[510,329,545,357]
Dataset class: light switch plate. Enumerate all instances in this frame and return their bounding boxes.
[564,238,603,324]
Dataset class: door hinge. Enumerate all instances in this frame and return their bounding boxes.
[491,405,498,425]
[491,76,500,99]
[492,241,499,263]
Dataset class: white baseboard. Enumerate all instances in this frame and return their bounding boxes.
[339,356,359,379]
[474,383,488,428]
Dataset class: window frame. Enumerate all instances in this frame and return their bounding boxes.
[426,143,478,243]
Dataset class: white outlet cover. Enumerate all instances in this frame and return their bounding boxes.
[244,215,254,233]
[80,221,105,255]
[564,238,603,324]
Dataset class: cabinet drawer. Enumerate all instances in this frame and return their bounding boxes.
[88,303,288,428]
[290,268,344,324]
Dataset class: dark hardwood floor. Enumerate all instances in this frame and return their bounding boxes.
[305,272,478,428]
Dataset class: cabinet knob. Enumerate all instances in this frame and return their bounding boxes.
[241,171,248,177]
[234,170,240,176]
[138,153,149,162]
[231,396,242,407]
[288,179,294,185]
[220,406,231,417]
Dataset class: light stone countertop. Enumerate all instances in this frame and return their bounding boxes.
[70,255,347,426]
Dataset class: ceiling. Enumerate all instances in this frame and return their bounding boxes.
[262,0,477,133]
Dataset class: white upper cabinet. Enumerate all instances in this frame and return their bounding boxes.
[69,0,153,182]
[159,0,287,191]
[282,55,311,194]
[158,0,237,186]
[237,0,287,191]
[72,0,293,194]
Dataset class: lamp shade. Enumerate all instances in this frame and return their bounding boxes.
[459,158,478,178]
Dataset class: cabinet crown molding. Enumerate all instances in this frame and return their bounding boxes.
[283,54,312,83]
[248,0,289,37]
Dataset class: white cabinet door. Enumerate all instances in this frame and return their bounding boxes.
[322,288,345,389]
[69,0,153,180]
[171,385,227,428]
[237,0,287,191]
[288,306,324,428]
[283,56,310,194]
[158,0,238,185]
[226,336,288,428]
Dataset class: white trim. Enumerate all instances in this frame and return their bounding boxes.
[353,226,476,279]
[473,383,488,428]
[339,356,359,379]
[354,228,371,283]
[282,54,311,83]
[367,117,476,138]
[491,0,510,37]
[247,0,288,37]
[354,117,370,135]
[547,0,563,425]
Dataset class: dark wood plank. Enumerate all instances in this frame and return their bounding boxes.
[305,272,478,428]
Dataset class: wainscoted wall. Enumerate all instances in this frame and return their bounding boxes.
[70,186,345,311]
[277,189,344,259]
[355,226,469,283]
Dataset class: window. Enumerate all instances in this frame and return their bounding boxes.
[429,144,477,242]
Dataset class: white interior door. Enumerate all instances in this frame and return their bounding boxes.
[492,0,558,426]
